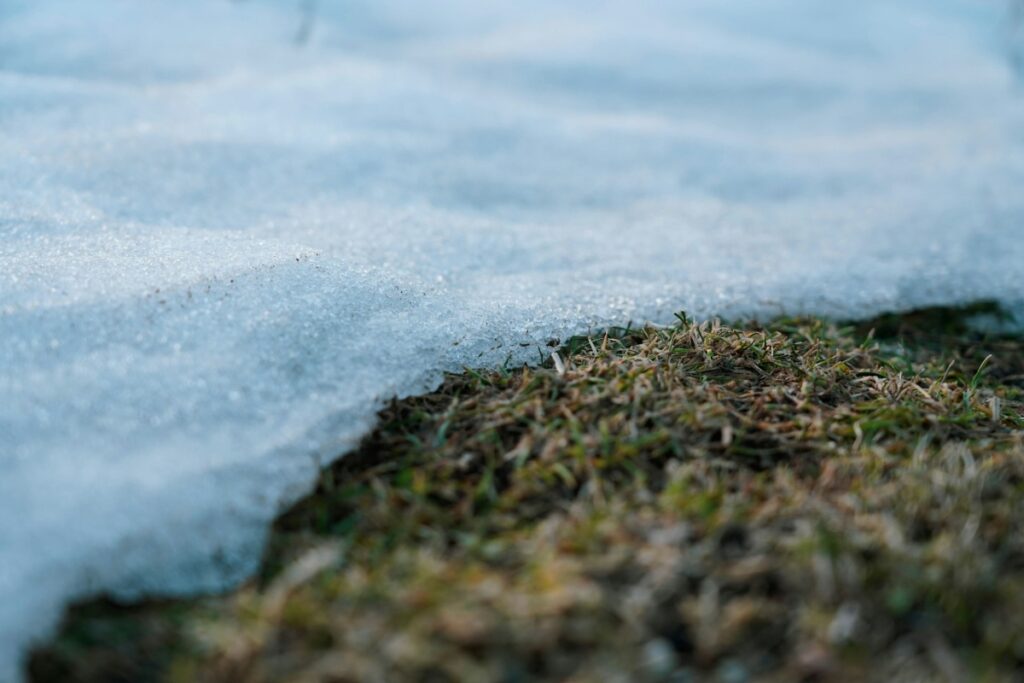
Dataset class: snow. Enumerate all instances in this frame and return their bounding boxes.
[1,0,1023,678]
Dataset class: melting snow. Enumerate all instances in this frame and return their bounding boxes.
[2,0,1023,677]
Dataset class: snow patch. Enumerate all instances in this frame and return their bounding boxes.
[2,0,1024,678]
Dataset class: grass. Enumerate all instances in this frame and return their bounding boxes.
[28,303,1024,682]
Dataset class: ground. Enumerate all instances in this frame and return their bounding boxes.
[28,304,1024,683]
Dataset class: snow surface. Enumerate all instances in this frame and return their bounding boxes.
[2,0,1023,678]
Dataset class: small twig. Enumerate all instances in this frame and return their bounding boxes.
[295,0,317,46]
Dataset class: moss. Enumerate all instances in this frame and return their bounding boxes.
[29,306,1024,682]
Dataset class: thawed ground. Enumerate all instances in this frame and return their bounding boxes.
[1,0,1023,679]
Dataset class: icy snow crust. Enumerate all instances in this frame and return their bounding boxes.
[2,0,1023,677]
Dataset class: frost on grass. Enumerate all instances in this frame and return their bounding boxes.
[2,0,1024,678]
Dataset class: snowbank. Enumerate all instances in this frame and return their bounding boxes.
[2,0,1023,678]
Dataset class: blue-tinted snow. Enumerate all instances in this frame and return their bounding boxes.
[2,0,1023,678]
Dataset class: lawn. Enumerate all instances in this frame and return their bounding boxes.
[30,304,1024,682]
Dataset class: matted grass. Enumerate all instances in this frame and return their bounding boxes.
[29,305,1024,682]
